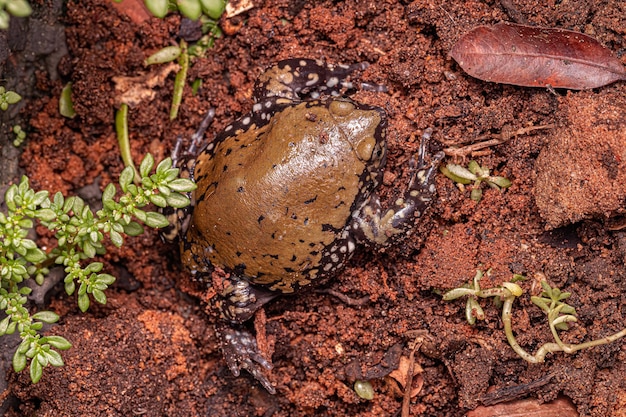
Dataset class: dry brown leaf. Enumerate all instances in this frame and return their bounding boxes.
[388,356,424,398]
[450,23,626,90]
[468,396,579,417]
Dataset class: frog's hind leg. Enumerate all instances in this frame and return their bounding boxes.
[216,276,278,323]
[254,58,372,101]
[215,276,279,393]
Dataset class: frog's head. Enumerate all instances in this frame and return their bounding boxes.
[327,99,387,167]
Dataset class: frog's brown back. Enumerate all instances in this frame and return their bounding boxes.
[186,103,379,292]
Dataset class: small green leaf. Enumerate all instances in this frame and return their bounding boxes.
[110,229,124,247]
[5,183,17,208]
[86,262,103,273]
[531,296,550,313]
[36,208,57,221]
[97,274,116,286]
[167,178,197,192]
[24,247,46,263]
[92,289,107,305]
[6,0,32,17]
[4,91,22,104]
[83,241,96,258]
[144,212,169,228]
[144,46,182,66]
[0,315,10,335]
[540,281,552,294]
[177,0,202,20]
[144,0,169,18]
[123,221,144,236]
[65,279,76,296]
[6,321,17,335]
[119,166,135,193]
[139,153,155,178]
[77,293,90,312]
[102,183,117,204]
[0,11,9,30]
[149,193,167,208]
[558,292,571,301]
[45,350,64,367]
[133,209,147,222]
[13,350,27,373]
[443,164,477,183]
[466,297,484,324]
[59,83,76,118]
[467,160,484,176]
[30,357,43,383]
[554,322,569,331]
[442,287,475,301]
[502,282,523,297]
[17,338,30,354]
[155,157,173,174]
[45,336,72,350]
[470,188,483,202]
[165,192,191,208]
[200,0,225,19]
[489,176,512,188]
[32,311,60,324]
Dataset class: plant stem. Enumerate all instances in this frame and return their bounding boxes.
[115,103,139,182]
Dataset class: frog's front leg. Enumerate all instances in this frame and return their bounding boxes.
[215,276,278,394]
[353,128,444,246]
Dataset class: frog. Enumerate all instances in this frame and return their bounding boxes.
[169,58,444,394]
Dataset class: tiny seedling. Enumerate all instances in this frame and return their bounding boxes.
[0,154,196,383]
[0,86,22,111]
[143,13,223,120]
[443,270,626,363]
[0,86,27,146]
[113,0,224,119]
[12,124,26,146]
[59,83,76,119]
[440,160,511,202]
[0,0,32,29]
[143,0,225,20]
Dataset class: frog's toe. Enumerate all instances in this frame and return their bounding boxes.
[217,324,276,394]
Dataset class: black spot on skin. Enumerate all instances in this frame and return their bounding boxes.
[237,186,244,193]
[258,215,265,224]
[236,251,242,257]
[264,254,279,260]
[226,231,232,236]
[271,232,276,239]
[225,148,233,156]
[303,217,309,226]
[308,242,316,247]
[223,165,228,172]
[284,267,295,273]
[303,196,317,205]
[291,213,298,220]
[321,223,341,232]
[290,255,297,262]
[309,251,319,256]
[233,263,246,275]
